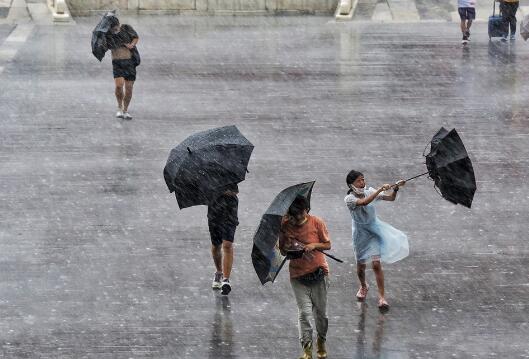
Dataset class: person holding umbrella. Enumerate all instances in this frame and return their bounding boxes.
[279,196,331,359]
[209,183,239,296]
[163,126,254,295]
[105,15,139,119]
[344,170,409,311]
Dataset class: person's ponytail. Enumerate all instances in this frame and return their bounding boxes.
[346,169,363,195]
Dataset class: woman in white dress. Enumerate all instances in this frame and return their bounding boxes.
[344,170,409,310]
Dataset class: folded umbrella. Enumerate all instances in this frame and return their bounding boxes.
[163,125,254,209]
[91,11,117,61]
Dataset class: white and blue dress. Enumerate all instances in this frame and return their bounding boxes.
[344,187,409,264]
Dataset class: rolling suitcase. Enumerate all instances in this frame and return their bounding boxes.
[488,0,507,39]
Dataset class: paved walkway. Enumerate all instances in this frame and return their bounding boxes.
[0,15,528,358]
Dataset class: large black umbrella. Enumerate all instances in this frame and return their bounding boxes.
[91,11,117,61]
[425,127,476,208]
[399,127,476,208]
[163,125,254,209]
[251,181,343,285]
[251,181,315,285]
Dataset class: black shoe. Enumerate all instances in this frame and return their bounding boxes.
[221,279,231,295]
[462,35,468,44]
[465,31,471,41]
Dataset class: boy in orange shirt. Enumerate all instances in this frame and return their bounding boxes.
[279,196,331,359]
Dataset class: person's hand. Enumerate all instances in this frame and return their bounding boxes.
[381,184,391,191]
[126,43,135,50]
[304,243,318,252]
[395,180,406,187]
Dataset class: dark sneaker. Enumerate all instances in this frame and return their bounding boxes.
[462,35,468,44]
[221,279,231,295]
[465,31,471,41]
[212,272,222,290]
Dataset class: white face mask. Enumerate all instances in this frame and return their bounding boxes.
[351,184,366,196]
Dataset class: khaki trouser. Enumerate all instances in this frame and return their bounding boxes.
[290,275,329,347]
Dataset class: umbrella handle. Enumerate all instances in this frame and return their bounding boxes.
[316,249,344,263]
[271,256,288,283]
[390,171,430,188]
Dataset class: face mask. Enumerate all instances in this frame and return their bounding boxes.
[351,184,366,196]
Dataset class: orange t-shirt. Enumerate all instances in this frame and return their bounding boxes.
[279,215,331,279]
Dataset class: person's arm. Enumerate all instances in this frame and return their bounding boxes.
[380,180,406,202]
[356,184,391,206]
[124,25,139,49]
[126,36,139,49]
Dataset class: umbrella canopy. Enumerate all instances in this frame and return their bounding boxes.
[91,11,118,61]
[163,125,254,209]
[251,181,315,285]
[425,127,476,208]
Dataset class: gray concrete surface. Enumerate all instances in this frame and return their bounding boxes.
[0,15,528,358]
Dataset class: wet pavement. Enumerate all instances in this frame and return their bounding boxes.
[1,15,529,358]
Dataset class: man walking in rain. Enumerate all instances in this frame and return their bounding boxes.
[279,196,331,359]
[209,184,239,295]
[106,16,139,119]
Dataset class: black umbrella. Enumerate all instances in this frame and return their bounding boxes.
[91,11,117,61]
[397,127,476,208]
[163,125,254,209]
[251,181,343,285]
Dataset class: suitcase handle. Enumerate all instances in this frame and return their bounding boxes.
[493,0,502,17]
[493,0,496,16]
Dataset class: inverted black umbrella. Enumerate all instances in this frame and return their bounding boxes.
[251,181,343,285]
[163,125,254,209]
[91,11,117,61]
[396,127,476,208]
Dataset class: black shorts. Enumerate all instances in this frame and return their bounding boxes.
[112,59,136,81]
[208,221,237,246]
[458,7,475,21]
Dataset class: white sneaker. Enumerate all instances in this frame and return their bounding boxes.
[116,110,124,118]
[212,272,223,290]
[123,112,132,120]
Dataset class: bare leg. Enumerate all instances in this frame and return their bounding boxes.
[123,80,134,112]
[460,20,466,34]
[114,77,125,109]
[372,260,385,299]
[222,240,233,280]
[211,244,222,273]
[467,19,472,33]
[357,263,367,287]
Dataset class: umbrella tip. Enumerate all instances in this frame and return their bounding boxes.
[187,147,192,154]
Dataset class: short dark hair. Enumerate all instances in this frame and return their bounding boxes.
[108,15,119,28]
[288,196,310,215]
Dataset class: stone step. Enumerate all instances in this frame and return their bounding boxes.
[353,0,378,20]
